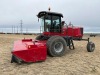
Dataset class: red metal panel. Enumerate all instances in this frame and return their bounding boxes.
[12,39,47,62]
[43,26,83,38]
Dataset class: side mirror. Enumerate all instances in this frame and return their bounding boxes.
[62,21,65,24]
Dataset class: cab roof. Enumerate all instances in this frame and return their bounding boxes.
[37,11,63,18]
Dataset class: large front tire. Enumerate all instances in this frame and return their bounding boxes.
[47,36,67,57]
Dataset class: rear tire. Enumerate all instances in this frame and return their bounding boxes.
[35,35,49,40]
[47,36,67,57]
[87,42,95,52]
[35,35,44,40]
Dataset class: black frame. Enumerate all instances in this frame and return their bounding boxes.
[40,13,62,33]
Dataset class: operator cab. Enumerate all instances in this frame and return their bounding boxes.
[37,11,63,33]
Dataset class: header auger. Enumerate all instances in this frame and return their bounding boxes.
[11,11,95,64]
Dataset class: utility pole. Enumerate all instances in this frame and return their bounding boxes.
[20,20,23,34]
[2,28,3,33]
[17,26,18,33]
[26,28,28,33]
[12,25,13,34]
[14,26,15,33]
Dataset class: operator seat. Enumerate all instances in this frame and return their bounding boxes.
[53,21,57,32]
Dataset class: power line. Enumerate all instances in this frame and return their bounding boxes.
[20,20,23,34]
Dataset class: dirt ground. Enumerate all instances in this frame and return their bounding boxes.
[0,34,100,75]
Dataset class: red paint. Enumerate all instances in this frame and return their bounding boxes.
[43,26,83,38]
[12,39,47,62]
[12,26,83,63]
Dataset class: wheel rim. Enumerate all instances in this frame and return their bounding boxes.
[91,44,95,50]
[54,42,63,53]
[89,43,95,51]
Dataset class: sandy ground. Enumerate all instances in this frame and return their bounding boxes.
[0,34,100,75]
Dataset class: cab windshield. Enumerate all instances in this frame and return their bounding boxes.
[40,15,61,33]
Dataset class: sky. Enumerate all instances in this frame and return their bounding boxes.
[0,0,100,33]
